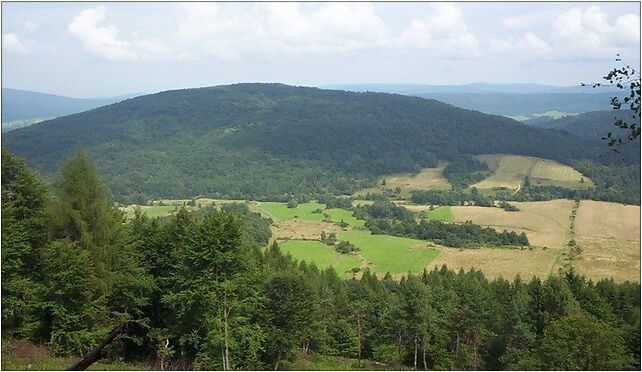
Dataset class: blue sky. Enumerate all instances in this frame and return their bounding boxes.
[2,2,640,97]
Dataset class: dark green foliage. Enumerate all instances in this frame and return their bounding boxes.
[287,199,298,209]
[410,189,493,207]
[1,149,49,337]
[320,231,337,246]
[4,83,612,202]
[263,273,317,369]
[537,313,631,370]
[366,218,528,248]
[442,156,490,189]
[499,201,520,212]
[316,194,353,209]
[220,203,273,247]
[335,241,359,254]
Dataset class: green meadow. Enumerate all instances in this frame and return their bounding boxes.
[338,230,439,274]
[122,205,178,218]
[259,202,364,227]
[427,206,453,221]
[279,239,361,276]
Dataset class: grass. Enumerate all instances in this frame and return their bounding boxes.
[354,164,451,197]
[472,154,593,190]
[284,353,402,370]
[121,205,178,218]
[428,246,559,281]
[259,202,364,227]
[572,200,641,283]
[258,202,325,221]
[439,200,582,280]
[279,239,361,276]
[338,230,439,274]
[1,341,145,370]
[426,206,453,221]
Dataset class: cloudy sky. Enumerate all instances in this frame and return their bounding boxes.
[2,2,640,97]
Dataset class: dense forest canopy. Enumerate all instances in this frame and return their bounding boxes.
[3,83,632,203]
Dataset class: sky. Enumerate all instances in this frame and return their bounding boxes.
[2,1,640,98]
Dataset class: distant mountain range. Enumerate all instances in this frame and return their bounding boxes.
[322,83,620,95]
[324,83,617,118]
[1,88,140,125]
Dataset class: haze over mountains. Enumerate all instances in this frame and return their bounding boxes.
[1,88,140,124]
[325,83,617,118]
[323,83,620,95]
[3,83,630,203]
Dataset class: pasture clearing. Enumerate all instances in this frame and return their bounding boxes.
[380,163,451,191]
[338,230,439,274]
[271,219,343,241]
[572,200,641,282]
[258,202,364,227]
[121,205,179,218]
[451,200,574,249]
[428,246,559,281]
[472,154,593,190]
[257,202,325,221]
[426,206,453,221]
[354,163,451,197]
[279,239,361,276]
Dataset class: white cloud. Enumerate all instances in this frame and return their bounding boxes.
[490,32,551,57]
[552,6,640,59]
[68,6,172,63]
[173,2,479,61]
[174,2,389,61]
[397,3,479,58]
[68,6,138,62]
[493,6,639,62]
[2,33,30,54]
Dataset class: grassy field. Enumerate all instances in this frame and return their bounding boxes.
[380,163,451,191]
[1,341,145,370]
[121,205,179,218]
[451,200,574,249]
[338,230,439,274]
[438,200,575,279]
[472,154,593,190]
[426,206,453,221]
[428,246,559,281]
[355,164,451,197]
[259,202,365,227]
[279,239,361,275]
[442,199,639,282]
[572,200,641,282]
[271,220,343,241]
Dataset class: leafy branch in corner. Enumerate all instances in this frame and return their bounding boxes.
[582,54,641,152]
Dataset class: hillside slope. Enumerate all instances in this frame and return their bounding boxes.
[2,83,609,202]
[527,109,640,137]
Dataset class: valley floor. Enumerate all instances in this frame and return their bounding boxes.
[122,198,640,283]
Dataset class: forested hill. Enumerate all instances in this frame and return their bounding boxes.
[1,83,619,202]
[528,110,640,137]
